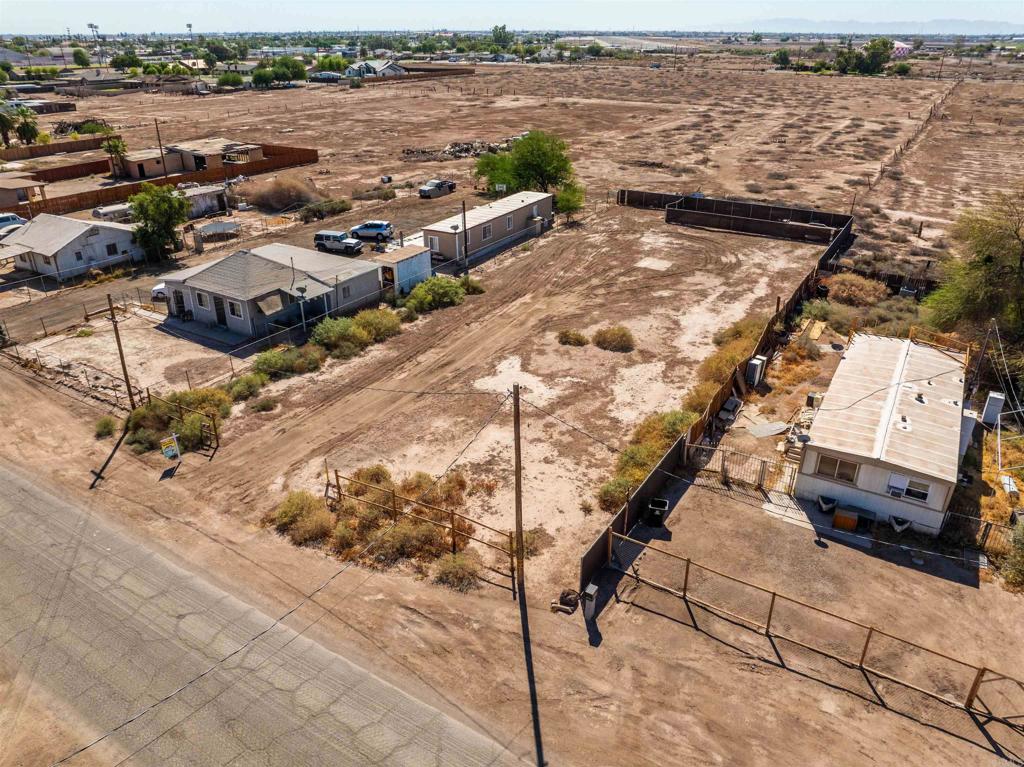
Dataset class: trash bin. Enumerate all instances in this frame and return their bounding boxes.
[646,498,669,527]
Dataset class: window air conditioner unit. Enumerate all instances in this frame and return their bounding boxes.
[746,355,767,387]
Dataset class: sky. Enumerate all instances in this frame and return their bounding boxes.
[3,0,1023,35]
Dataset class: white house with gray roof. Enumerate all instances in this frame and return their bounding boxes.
[0,213,142,281]
[344,59,407,78]
[161,244,381,338]
[794,334,971,535]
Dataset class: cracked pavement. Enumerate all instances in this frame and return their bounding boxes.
[0,462,522,766]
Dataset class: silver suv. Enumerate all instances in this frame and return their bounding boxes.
[314,230,363,254]
[350,220,394,242]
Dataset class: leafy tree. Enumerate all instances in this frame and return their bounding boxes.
[861,37,894,74]
[0,69,7,85]
[509,131,573,192]
[206,42,233,62]
[475,151,518,191]
[110,50,142,70]
[923,184,1024,335]
[555,182,585,223]
[101,136,128,177]
[912,37,924,51]
[585,42,603,57]
[72,47,90,66]
[773,48,791,68]
[491,24,514,49]
[0,108,15,148]
[201,50,217,70]
[217,71,243,87]
[749,32,763,43]
[810,39,828,54]
[270,56,306,81]
[317,54,348,72]
[235,42,249,59]
[252,68,274,88]
[129,183,190,260]
[13,107,38,145]
[890,62,912,76]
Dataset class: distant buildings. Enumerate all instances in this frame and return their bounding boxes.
[344,59,407,78]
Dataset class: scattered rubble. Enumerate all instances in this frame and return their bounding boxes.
[401,134,526,163]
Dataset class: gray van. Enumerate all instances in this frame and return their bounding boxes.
[314,230,363,255]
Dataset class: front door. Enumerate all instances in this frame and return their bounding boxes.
[172,290,185,315]
[137,163,146,178]
[213,295,227,326]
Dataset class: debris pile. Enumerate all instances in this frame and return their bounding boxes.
[401,134,527,163]
[52,118,114,136]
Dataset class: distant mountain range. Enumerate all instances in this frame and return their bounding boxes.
[740,18,1024,35]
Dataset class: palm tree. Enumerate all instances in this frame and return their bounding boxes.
[102,136,128,177]
[13,107,38,145]
[0,108,15,148]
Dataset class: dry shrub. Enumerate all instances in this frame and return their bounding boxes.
[711,313,767,347]
[95,415,118,439]
[520,526,554,558]
[682,380,723,413]
[433,552,481,592]
[288,505,334,546]
[238,177,325,211]
[273,490,329,540]
[557,329,588,346]
[697,337,752,384]
[826,273,888,307]
[593,325,635,352]
[782,334,822,363]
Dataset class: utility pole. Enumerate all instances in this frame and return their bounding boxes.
[461,200,469,272]
[107,293,136,410]
[154,118,168,177]
[512,383,525,588]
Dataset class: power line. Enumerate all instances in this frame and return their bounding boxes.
[52,393,512,766]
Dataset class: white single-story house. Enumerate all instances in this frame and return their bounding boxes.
[161,243,381,338]
[344,59,407,78]
[362,244,432,296]
[794,334,970,535]
[421,191,553,263]
[214,61,258,74]
[0,213,142,280]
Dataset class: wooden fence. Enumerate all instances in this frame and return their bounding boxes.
[609,531,1024,735]
[0,133,116,162]
[1,144,319,218]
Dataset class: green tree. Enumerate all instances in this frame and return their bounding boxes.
[912,37,924,51]
[555,182,585,223]
[890,62,912,76]
[474,151,518,192]
[509,131,573,192]
[13,107,38,145]
[217,71,243,87]
[235,42,249,60]
[206,42,233,62]
[585,42,603,57]
[923,184,1024,334]
[101,136,128,177]
[491,24,514,49]
[252,68,274,88]
[110,50,142,70]
[72,47,90,66]
[1004,520,1024,588]
[861,37,894,74]
[773,48,791,68]
[0,108,15,148]
[129,183,190,260]
[749,32,763,43]
[317,54,348,72]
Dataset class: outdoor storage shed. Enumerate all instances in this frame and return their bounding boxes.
[363,244,432,296]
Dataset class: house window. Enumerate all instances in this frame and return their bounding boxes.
[482,224,492,241]
[196,292,209,309]
[506,214,513,231]
[18,254,26,263]
[887,473,930,502]
[75,251,83,261]
[42,256,51,265]
[106,243,118,256]
[228,301,242,319]
[815,454,858,483]
[342,285,351,299]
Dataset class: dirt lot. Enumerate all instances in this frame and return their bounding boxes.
[3,62,1023,765]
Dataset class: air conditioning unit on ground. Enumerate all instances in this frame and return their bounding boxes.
[746,355,768,387]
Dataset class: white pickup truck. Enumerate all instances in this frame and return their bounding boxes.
[418,179,457,199]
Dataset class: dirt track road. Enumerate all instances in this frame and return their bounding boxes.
[0,461,521,767]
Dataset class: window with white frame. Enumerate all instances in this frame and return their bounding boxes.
[506,214,513,231]
[482,223,492,241]
[887,473,929,502]
[227,300,242,319]
[815,454,858,483]
[196,292,209,309]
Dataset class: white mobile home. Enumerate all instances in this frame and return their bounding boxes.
[421,191,553,263]
[0,214,142,280]
[794,334,970,535]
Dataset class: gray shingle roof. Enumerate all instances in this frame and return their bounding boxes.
[0,214,134,257]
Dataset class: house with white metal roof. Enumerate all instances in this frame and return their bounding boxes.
[344,59,407,78]
[0,213,141,280]
[160,244,380,338]
[421,191,553,263]
[794,334,972,535]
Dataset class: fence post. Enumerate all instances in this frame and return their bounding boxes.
[964,667,986,710]
[606,526,613,565]
[859,627,875,668]
[450,508,458,554]
[508,531,516,601]
[682,558,691,597]
[40,317,48,336]
[757,459,767,490]
[185,369,192,390]
[765,592,777,634]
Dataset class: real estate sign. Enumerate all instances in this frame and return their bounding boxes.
[160,434,180,460]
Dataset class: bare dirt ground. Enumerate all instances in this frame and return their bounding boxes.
[4,63,1023,765]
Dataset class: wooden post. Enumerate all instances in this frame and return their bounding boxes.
[39,317,47,336]
[859,627,874,667]
[184,369,192,390]
[228,356,235,378]
[765,592,777,634]
[508,531,516,600]
[108,294,136,410]
[211,414,219,447]
[513,384,525,589]
[450,508,458,554]
[177,402,185,426]
[964,666,986,710]
[334,470,342,504]
[606,526,613,565]
[682,558,691,597]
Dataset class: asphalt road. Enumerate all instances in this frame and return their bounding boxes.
[0,462,520,766]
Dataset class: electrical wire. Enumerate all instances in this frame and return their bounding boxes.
[51,392,512,766]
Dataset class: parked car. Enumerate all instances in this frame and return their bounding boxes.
[418,179,457,199]
[0,213,27,229]
[314,230,364,254]
[310,71,343,82]
[0,224,23,241]
[151,282,167,301]
[350,220,394,242]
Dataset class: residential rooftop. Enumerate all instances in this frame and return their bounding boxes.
[423,191,551,232]
[807,334,967,483]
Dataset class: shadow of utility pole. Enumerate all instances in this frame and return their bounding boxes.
[89,424,130,489]
[518,577,547,767]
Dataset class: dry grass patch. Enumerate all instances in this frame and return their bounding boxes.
[557,329,588,346]
[592,325,635,352]
[826,273,889,306]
